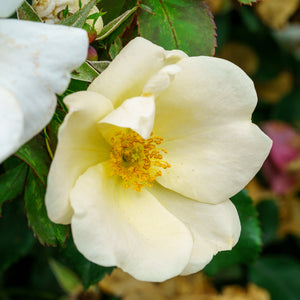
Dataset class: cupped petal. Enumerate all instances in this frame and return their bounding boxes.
[154,56,260,140]
[152,56,272,203]
[70,163,194,282]
[98,95,155,141]
[0,0,24,17]
[88,37,187,108]
[46,91,113,224]
[0,86,23,162]
[149,183,240,275]
[0,19,88,159]
[156,122,272,204]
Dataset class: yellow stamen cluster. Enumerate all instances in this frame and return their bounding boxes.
[110,130,170,191]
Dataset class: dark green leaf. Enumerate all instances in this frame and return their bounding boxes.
[60,237,114,289]
[63,5,69,18]
[272,90,300,129]
[204,190,261,275]
[15,135,50,185]
[138,0,216,56]
[96,6,137,41]
[108,37,123,59]
[45,117,62,157]
[59,0,97,28]
[17,1,42,22]
[257,199,279,246]
[0,199,35,272]
[99,0,127,23]
[49,259,81,294]
[24,169,70,246]
[250,256,300,300]
[0,162,28,215]
[71,62,100,82]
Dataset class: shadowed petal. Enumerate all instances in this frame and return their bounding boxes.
[70,163,193,282]
[46,91,113,224]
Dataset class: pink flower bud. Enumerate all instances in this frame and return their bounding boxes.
[262,121,300,194]
[87,45,98,61]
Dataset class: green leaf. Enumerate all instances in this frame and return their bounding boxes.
[71,62,100,82]
[17,1,42,22]
[24,169,70,246]
[99,0,127,23]
[0,162,28,215]
[0,199,35,272]
[257,199,279,246]
[96,6,137,41]
[272,90,300,129]
[15,135,50,185]
[60,237,114,289]
[204,190,261,275]
[108,37,123,59]
[138,0,216,56]
[88,60,110,73]
[59,0,97,28]
[237,0,258,5]
[45,117,62,158]
[49,259,82,294]
[250,256,300,300]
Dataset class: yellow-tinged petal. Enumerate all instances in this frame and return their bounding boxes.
[154,56,259,140]
[157,122,271,204]
[98,95,155,141]
[70,163,193,282]
[88,37,187,108]
[46,91,113,224]
[153,56,272,204]
[149,183,240,275]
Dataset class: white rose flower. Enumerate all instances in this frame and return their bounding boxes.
[33,0,103,34]
[45,37,272,282]
[0,1,88,163]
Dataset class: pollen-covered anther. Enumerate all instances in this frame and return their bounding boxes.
[109,131,170,191]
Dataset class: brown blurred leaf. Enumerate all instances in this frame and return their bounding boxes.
[255,71,293,103]
[255,0,299,29]
[205,0,232,15]
[99,269,270,300]
[217,42,259,75]
[278,195,300,237]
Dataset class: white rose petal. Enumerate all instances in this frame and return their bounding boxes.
[0,19,88,163]
[46,37,272,282]
[0,0,24,17]
[70,163,193,282]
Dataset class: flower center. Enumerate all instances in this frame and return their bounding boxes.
[109,130,170,191]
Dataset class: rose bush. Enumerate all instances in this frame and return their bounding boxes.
[46,37,272,282]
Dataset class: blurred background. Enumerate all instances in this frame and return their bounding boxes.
[1,0,300,299]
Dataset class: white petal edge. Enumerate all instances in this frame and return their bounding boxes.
[46,91,113,224]
[0,86,23,162]
[0,19,88,161]
[0,0,24,17]
[154,56,260,141]
[88,37,187,108]
[149,183,241,275]
[156,121,272,204]
[70,163,194,282]
[98,95,155,140]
